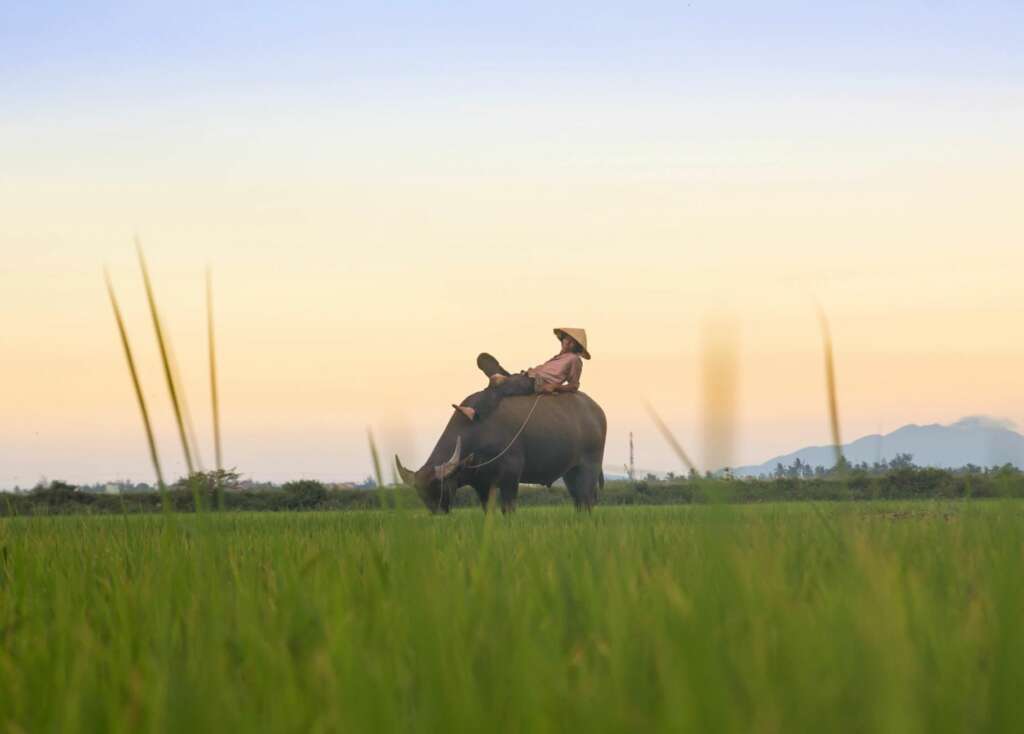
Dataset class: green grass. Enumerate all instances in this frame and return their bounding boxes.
[2,502,1022,732]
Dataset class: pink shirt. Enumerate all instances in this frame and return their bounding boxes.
[529,352,583,389]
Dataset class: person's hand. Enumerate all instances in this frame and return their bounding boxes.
[538,382,557,394]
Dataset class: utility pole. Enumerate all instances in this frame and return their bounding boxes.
[629,432,635,482]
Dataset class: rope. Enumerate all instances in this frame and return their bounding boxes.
[464,393,544,469]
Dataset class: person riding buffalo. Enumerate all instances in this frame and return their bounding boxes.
[454,328,590,422]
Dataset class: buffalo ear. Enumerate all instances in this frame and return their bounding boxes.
[461,453,475,468]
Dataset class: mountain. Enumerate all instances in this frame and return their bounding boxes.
[734,416,1024,477]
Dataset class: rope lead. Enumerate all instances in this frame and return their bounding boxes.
[464,394,544,470]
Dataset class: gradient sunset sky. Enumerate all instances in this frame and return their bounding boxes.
[2,1,1022,486]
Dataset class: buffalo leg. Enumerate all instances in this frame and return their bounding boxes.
[471,482,491,511]
[471,482,505,513]
[564,464,599,511]
[496,473,520,514]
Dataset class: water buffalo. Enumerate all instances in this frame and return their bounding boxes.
[395,391,607,513]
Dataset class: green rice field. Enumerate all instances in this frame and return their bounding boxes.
[2,502,1022,732]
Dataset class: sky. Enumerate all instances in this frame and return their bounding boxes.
[1,1,1022,487]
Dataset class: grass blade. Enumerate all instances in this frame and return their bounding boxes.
[136,239,195,476]
[105,268,169,509]
[207,267,223,472]
[171,345,205,473]
[644,401,700,475]
[368,427,394,510]
[815,302,844,467]
[368,427,385,489]
[701,316,738,475]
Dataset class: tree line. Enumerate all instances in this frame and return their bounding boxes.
[3,460,1023,516]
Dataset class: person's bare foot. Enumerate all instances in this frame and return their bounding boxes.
[453,404,476,421]
[489,374,508,387]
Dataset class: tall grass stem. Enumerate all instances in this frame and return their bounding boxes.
[104,268,169,508]
[135,240,195,476]
[815,303,844,467]
[645,401,700,475]
[207,267,223,472]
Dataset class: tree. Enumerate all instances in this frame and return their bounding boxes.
[30,480,82,508]
[890,453,915,470]
[173,469,243,509]
[173,468,242,492]
[282,479,327,509]
[831,456,852,475]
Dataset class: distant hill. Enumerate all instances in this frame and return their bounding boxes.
[734,416,1024,477]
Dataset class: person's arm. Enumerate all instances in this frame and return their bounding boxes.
[555,357,582,392]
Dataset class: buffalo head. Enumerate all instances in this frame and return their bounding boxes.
[395,437,470,513]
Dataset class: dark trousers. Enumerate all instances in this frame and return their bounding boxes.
[466,374,535,422]
[466,354,535,422]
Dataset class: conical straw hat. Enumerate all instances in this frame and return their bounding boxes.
[554,328,591,360]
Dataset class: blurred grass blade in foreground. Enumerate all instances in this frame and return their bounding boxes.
[815,302,844,467]
[369,427,400,509]
[701,315,738,475]
[104,268,167,498]
[645,401,700,475]
[136,240,195,475]
[207,267,223,471]
[367,428,384,489]
[171,344,205,473]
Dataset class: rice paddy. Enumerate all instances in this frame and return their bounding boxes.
[2,501,1022,732]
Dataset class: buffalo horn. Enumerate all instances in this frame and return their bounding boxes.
[434,436,462,479]
[395,455,415,486]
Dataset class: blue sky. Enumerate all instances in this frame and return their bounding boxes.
[5,2,1022,105]
[5,1,1021,185]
